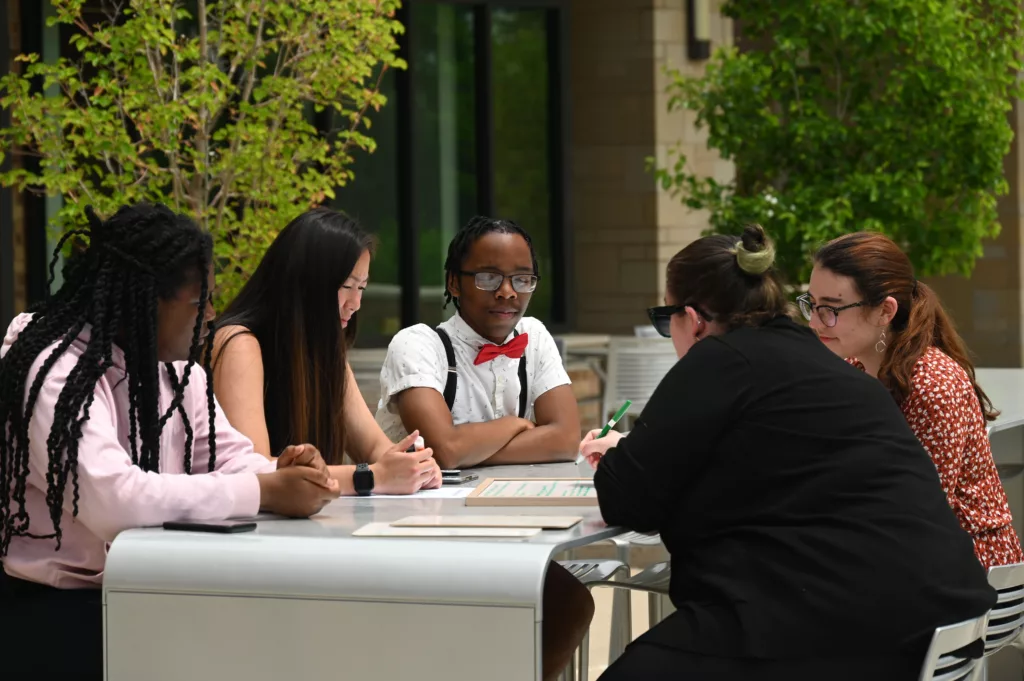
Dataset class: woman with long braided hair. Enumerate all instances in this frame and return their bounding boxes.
[0,202,338,680]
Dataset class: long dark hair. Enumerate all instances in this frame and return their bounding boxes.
[667,224,791,330]
[0,203,215,555]
[814,232,997,421]
[214,208,374,464]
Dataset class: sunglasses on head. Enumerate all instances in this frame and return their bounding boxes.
[646,304,712,338]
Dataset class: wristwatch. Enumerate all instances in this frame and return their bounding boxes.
[353,463,374,496]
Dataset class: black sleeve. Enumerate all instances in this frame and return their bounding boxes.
[594,337,751,532]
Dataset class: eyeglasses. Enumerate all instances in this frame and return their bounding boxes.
[647,304,712,338]
[796,293,867,328]
[460,271,539,293]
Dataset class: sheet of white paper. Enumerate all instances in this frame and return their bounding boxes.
[392,514,582,529]
[334,487,475,500]
[353,522,540,538]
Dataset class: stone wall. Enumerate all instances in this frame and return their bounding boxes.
[652,0,734,302]
[925,99,1024,368]
[568,0,733,333]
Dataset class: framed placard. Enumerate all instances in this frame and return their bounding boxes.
[465,478,598,507]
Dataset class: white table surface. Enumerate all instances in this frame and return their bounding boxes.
[249,461,614,548]
[103,461,623,681]
[977,368,1024,435]
[976,369,1024,547]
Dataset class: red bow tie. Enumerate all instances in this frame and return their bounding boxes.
[474,333,529,365]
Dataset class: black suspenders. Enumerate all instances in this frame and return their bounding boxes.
[434,327,528,418]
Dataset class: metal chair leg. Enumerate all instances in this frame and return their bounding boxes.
[648,591,674,629]
[578,627,590,681]
[608,586,631,664]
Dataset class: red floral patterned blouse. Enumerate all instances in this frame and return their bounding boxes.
[853,347,1023,569]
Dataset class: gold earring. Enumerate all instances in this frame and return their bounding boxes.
[875,329,887,353]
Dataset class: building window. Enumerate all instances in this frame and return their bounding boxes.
[8,0,569,344]
[338,0,568,348]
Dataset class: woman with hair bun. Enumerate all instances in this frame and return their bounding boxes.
[582,225,994,680]
[806,231,1023,570]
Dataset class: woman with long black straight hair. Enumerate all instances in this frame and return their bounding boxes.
[213,207,441,496]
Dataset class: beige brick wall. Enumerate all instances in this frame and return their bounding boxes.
[925,98,1024,367]
[569,0,733,332]
[652,0,734,301]
[569,0,658,333]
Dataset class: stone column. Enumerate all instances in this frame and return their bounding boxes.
[568,0,732,333]
[652,0,734,303]
[923,98,1024,367]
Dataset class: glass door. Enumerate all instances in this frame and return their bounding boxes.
[336,0,567,347]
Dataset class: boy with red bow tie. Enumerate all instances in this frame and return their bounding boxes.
[374,216,580,470]
[374,217,590,681]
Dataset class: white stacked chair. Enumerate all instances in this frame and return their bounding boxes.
[601,337,678,428]
[567,560,672,681]
[556,559,630,681]
[917,614,989,681]
[974,562,1024,680]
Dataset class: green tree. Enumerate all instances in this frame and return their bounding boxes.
[0,0,403,302]
[654,0,1023,282]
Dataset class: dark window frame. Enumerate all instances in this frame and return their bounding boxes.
[399,0,573,332]
[1,0,13,328]
[9,1,51,319]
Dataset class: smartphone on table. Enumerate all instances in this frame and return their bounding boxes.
[441,471,478,486]
[163,520,257,534]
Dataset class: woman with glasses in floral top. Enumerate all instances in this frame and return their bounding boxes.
[804,231,1023,570]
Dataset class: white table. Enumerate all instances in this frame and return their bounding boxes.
[976,369,1024,463]
[103,462,623,681]
[977,369,1024,542]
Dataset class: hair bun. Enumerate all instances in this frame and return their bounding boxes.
[734,224,776,276]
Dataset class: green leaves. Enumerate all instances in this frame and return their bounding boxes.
[0,0,403,303]
[654,0,1021,282]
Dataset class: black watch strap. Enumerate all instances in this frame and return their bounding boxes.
[354,463,374,496]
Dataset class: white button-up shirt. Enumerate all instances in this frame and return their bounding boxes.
[375,313,571,441]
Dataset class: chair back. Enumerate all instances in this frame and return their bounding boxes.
[917,614,988,681]
[553,336,568,364]
[602,337,678,423]
[984,562,1024,654]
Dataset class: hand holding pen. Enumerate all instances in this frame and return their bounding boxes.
[575,400,631,470]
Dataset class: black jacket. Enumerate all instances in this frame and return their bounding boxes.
[595,317,995,658]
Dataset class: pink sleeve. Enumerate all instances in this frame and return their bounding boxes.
[26,358,266,543]
[181,364,278,476]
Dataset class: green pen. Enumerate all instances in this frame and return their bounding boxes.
[575,400,633,465]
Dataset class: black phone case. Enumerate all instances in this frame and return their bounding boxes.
[162,521,257,534]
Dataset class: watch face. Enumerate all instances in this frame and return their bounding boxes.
[354,464,374,495]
